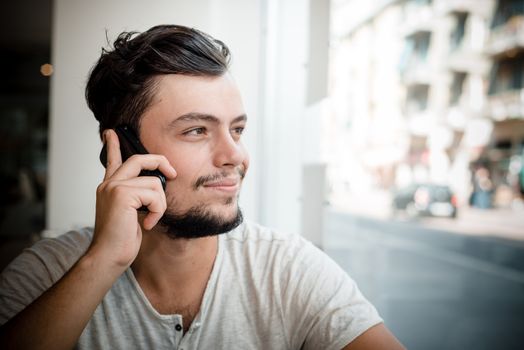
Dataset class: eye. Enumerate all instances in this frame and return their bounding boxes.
[183,127,206,136]
[232,126,245,136]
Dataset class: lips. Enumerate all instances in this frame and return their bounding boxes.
[203,178,240,191]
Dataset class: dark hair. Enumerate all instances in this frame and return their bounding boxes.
[85,24,231,138]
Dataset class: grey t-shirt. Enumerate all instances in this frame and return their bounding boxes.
[0,221,382,349]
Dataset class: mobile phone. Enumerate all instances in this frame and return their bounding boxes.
[99,125,167,190]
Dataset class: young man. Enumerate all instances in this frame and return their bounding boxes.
[0,25,404,349]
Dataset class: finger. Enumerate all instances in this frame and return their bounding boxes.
[110,154,177,181]
[123,186,166,213]
[103,129,123,181]
[143,210,164,231]
[116,176,166,193]
[137,189,167,230]
[104,177,167,206]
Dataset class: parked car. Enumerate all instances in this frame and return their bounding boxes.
[392,183,458,218]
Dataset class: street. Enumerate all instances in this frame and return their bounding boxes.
[323,210,524,350]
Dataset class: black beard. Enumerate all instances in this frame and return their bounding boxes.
[157,203,243,239]
[157,166,246,239]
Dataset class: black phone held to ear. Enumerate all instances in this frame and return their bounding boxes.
[99,125,167,191]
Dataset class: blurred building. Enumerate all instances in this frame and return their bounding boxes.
[483,0,524,207]
[329,0,524,208]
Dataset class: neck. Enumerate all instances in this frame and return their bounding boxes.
[131,225,219,293]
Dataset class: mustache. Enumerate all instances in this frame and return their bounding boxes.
[193,167,246,190]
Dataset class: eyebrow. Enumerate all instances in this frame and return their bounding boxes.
[168,112,247,127]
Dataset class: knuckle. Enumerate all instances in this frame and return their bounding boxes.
[96,183,106,195]
[128,154,141,162]
[154,155,168,165]
[111,186,125,196]
[110,184,127,198]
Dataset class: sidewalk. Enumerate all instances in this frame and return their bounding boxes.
[421,206,524,241]
[330,190,524,241]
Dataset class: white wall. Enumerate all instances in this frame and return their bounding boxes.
[257,0,310,234]
[47,0,263,233]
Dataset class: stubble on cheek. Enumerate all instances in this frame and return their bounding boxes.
[164,190,185,217]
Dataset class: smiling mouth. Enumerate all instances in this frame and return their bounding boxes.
[202,179,240,193]
[194,167,246,191]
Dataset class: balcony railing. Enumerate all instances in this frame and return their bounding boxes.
[447,50,489,74]
[402,60,433,85]
[486,15,524,56]
[402,2,435,36]
[485,88,524,121]
[436,0,494,18]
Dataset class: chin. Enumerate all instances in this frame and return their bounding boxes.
[158,200,243,240]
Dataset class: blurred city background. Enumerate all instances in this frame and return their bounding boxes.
[0,0,523,349]
[327,0,524,238]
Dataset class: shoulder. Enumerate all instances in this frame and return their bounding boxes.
[222,221,383,349]
[29,227,94,277]
[2,227,93,284]
[36,227,94,253]
[0,227,94,325]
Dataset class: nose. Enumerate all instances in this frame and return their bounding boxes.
[212,130,245,168]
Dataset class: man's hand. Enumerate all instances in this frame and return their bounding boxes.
[88,129,177,270]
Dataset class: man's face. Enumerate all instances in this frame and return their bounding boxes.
[139,73,249,238]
